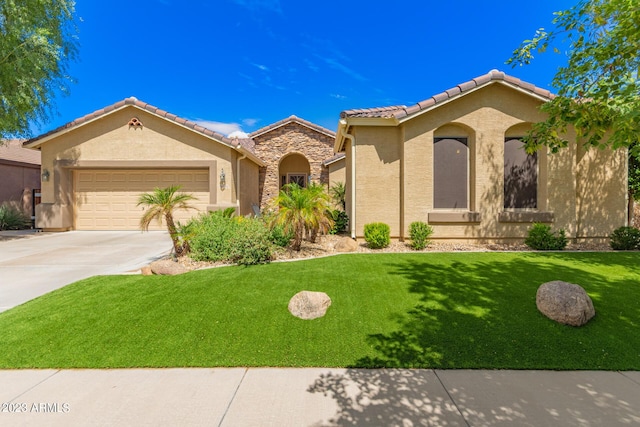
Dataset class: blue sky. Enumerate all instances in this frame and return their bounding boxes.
[39,0,577,136]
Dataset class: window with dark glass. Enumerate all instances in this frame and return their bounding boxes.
[434,137,468,209]
[504,138,537,209]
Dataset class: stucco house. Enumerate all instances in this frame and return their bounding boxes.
[0,139,41,216]
[23,98,343,231]
[334,70,627,243]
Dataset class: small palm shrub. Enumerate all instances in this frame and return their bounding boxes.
[0,204,30,230]
[609,226,640,250]
[409,221,433,250]
[524,223,568,250]
[364,222,390,249]
[328,209,349,234]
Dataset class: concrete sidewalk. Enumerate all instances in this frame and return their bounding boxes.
[1,368,639,426]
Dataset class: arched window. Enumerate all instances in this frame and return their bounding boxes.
[504,138,537,209]
[434,137,468,209]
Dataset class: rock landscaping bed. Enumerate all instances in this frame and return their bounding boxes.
[162,233,613,273]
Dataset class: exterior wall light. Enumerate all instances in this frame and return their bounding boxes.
[220,168,226,190]
[41,169,50,182]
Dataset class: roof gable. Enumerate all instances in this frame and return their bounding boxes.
[335,70,555,152]
[250,115,336,139]
[340,70,555,121]
[23,97,264,166]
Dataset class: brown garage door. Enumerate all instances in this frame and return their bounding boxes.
[74,169,210,230]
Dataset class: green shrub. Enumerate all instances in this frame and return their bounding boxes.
[188,211,273,265]
[328,209,349,234]
[227,218,274,265]
[609,226,640,250]
[269,223,294,247]
[524,223,568,250]
[0,204,30,230]
[364,222,390,249]
[409,221,433,250]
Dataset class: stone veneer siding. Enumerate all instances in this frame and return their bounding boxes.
[252,122,335,209]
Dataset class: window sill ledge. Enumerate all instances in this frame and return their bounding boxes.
[428,211,481,223]
[498,211,554,223]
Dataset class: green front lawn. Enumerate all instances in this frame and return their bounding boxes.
[1,252,639,369]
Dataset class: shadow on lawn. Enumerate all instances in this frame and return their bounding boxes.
[353,255,620,369]
[307,253,640,426]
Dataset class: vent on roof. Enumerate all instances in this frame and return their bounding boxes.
[128,117,143,129]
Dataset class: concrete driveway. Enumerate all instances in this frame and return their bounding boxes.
[0,231,172,313]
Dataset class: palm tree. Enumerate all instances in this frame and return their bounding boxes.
[137,185,196,256]
[268,182,333,251]
[329,181,346,211]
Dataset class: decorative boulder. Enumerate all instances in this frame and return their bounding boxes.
[149,259,189,276]
[334,237,358,253]
[536,281,595,326]
[288,291,332,320]
[141,265,153,276]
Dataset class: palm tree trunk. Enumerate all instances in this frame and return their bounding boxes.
[165,213,183,256]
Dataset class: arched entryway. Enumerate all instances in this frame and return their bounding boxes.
[279,153,310,189]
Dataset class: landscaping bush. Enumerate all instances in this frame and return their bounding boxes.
[364,222,390,249]
[609,226,640,250]
[328,209,349,234]
[524,223,568,250]
[188,211,273,265]
[409,221,433,250]
[269,223,294,247]
[0,204,30,230]
[227,217,274,265]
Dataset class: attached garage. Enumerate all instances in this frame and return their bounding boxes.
[23,97,265,231]
[74,169,210,230]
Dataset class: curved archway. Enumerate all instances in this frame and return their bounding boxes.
[279,153,311,189]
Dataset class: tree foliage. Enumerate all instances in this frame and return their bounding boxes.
[0,0,79,138]
[268,183,333,251]
[508,0,639,154]
[137,185,197,257]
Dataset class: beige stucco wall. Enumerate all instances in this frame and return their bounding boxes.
[237,156,260,216]
[354,126,402,237]
[35,106,256,230]
[349,83,627,242]
[328,159,345,188]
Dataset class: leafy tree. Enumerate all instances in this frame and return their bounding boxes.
[508,0,639,222]
[0,0,79,139]
[508,0,638,152]
[137,185,196,257]
[268,183,333,251]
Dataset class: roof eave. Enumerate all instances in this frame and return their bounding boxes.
[23,103,239,151]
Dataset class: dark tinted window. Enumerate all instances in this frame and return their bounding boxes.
[504,138,537,208]
[434,138,468,209]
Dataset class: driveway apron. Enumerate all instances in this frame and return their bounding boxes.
[0,231,172,312]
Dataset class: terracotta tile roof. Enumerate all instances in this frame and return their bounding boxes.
[0,139,41,165]
[340,70,555,120]
[250,115,336,138]
[322,152,345,166]
[24,97,256,155]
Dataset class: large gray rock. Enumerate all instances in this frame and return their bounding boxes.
[288,291,332,320]
[536,281,595,326]
[334,237,358,252]
[149,259,189,276]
